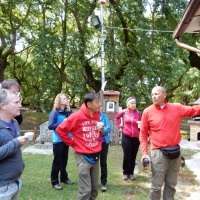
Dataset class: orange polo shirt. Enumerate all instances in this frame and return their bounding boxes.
[139,102,200,155]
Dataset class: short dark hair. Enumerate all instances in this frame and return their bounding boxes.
[1,79,20,90]
[84,92,100,106]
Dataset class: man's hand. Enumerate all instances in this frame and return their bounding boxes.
[99,126,105,134]
[17,136,28,146]
[66,104,71,111]
[141,154,151,163]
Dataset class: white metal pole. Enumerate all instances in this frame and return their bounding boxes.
[100,2,105,87]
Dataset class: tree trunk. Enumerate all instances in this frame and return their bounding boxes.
[0,57,7,82]
[189,51,200,70]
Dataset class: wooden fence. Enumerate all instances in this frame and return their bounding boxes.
[109,120,122,145]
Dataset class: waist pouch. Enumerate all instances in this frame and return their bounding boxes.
[159,145,180,159]
[84,152,100,164]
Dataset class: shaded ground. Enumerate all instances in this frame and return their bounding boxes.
[179,140,200,200]
[20,108,48,134]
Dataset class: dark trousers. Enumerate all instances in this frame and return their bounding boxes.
[51,142,69,185]
[122,134,140,175]
[100,142,109,186]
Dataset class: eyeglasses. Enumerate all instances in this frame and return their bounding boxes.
[12,91,20,97]
[16,92,20,97]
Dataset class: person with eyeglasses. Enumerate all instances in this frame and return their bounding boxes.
[0,89,28,200]
[1,79,23,125]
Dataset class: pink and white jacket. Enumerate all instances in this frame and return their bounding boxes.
[115,108,141,138]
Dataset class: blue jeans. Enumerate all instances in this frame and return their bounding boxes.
[0,179,22,200]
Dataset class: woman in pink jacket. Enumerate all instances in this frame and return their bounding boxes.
[115,97,141,180]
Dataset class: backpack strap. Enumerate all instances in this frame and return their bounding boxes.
[122,109,140,123]
[121,109,126,128]
[122,109,126,118]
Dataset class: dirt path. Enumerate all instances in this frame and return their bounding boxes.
[176,173,200,200]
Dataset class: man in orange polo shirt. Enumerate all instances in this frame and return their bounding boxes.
[139,86,200,200]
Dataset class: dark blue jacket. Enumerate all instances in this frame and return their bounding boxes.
[48,109,72,143]
[0,118,23,187]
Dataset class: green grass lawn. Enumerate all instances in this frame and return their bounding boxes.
[20,146,200,200]
[21,146,151,200]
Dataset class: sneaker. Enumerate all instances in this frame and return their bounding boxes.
[61,179,74,185]
[52,184,63,190]
[123,174,128,180]
[129,174,136,180]
[101,185,107,192]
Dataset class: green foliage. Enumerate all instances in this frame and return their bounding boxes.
[2,0,199,111]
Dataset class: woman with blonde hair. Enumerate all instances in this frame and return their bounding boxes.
[48,93,74,190]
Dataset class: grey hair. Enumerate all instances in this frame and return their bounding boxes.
[153,86,166,93]
[1,79,20,90]
[0,89,17,104]
[159,86,166,93]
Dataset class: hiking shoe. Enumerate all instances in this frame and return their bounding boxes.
[123,174,128,180]
[129,174,136,180]
[101,185,107,192]
[61,179,74,185]
[52,184,63,190]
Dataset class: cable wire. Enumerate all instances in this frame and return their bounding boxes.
[104,26,199,34]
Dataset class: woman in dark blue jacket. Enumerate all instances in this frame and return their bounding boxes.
[48,93,74,190]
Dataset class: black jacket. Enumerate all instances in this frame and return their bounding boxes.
[14,113,23,125]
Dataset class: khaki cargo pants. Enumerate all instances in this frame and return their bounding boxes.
[75,153,99,200]
[150,149,181,200]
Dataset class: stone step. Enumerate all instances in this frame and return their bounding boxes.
[22,144,53,155]
[34,142,53,149]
